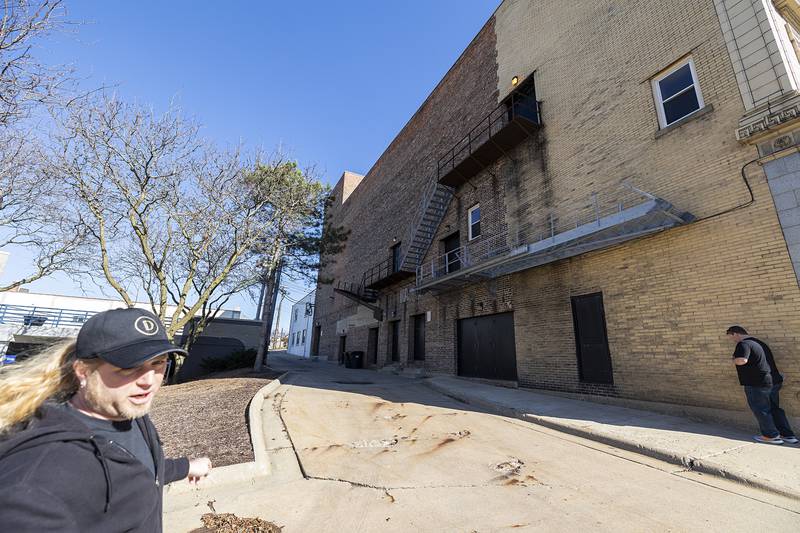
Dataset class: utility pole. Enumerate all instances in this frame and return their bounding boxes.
[254,255,284,370]
[271,289,286,349]
[254,275,267,320]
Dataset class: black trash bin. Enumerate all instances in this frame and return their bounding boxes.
[343,351,352,368]
[349,350,364,369]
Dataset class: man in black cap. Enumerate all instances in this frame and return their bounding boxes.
[0,308,212,532]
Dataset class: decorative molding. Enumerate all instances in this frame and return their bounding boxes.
[737,104,800,139]
[774,1,800,30]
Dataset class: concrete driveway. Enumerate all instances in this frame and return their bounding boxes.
[165,354,800,532]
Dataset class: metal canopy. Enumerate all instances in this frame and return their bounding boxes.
[415,197,693,294]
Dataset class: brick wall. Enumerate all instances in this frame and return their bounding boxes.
[314,0,800,417]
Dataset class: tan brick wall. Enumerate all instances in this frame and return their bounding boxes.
[315,0,800,417]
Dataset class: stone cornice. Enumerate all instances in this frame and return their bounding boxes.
[774,0,800,30]
[737,92,800,141]
[738,104,800,140]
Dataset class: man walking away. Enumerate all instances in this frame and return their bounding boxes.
[726,325,798,445]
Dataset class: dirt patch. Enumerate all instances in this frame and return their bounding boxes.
[191,512,282,532]
[150,368,280,467]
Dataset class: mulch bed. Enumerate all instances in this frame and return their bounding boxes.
[150,368,281,467]
[191,513,283,533]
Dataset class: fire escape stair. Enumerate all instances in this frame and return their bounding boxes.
[333,282,383,321]
[400,182,455,273]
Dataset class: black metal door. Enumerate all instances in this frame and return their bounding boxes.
[412,315,425,361]
[367,327,379,365]
[389,321,400,362]
[391,243,402,273]
[571,293,613,384]
[457,312,517,381]
[443,232,461,273]
[338,335,347,365]
[310,326,321,357]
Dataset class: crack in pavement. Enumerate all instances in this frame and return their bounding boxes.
[696,443,753,460]
[303,475,494,492]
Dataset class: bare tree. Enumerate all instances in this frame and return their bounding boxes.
[0,1,84,291]
[0,0,68,127]
[46,94,339,371]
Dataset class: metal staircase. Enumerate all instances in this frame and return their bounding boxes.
[333,281,382,320]
[400,179,455,272]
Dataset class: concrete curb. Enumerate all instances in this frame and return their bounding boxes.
[423,379,800,501]
[165,372,289,496]
[249,372,289,466]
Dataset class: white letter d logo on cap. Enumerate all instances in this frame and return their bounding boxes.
[134,316,159,336]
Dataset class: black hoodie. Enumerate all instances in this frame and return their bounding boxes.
[0,403,189,532]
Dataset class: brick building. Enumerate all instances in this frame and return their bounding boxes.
[312,0,800,422]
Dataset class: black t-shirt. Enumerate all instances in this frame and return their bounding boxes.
[732,339,773,387]
[748,337,784,384]
[59,403,156,476]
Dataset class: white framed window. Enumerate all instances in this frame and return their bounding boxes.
[651,57,704,129]
[468,204,481,240]
[302,329,306,344]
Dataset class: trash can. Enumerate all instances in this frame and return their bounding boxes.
[343,351,352,368]
[349,350,364,369]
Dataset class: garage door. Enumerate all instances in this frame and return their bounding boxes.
[457,312,517,381]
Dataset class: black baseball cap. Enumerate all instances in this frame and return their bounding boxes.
[76,308,188,369]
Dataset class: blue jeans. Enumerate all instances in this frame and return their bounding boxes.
[744,384,795,438]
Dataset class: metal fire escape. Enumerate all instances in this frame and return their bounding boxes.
[399,180,455,273]
[337,76,541,305]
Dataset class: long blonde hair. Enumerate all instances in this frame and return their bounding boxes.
[0,341,80,434]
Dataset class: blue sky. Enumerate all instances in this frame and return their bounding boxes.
[3,0,499,329]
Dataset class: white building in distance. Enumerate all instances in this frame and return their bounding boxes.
[287,290,315,358]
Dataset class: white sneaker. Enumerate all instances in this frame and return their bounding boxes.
[753,435,784,445]
[781,435,799,444]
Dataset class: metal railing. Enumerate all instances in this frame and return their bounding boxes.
[517,183,660,245]
[335,280,378,302]
[437,91,540,181]
[416,232,511,285]
[0,304,179,331]
[362,256,400,288]
[415,184,669,287]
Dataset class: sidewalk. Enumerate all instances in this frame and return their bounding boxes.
[424,376,800,500]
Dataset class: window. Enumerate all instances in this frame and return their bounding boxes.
[652,58,704,129]
[468,204,481,240]
[302,329,306,344]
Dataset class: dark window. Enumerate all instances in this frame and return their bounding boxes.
[653,58,703,128]
[468,205,481,240]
